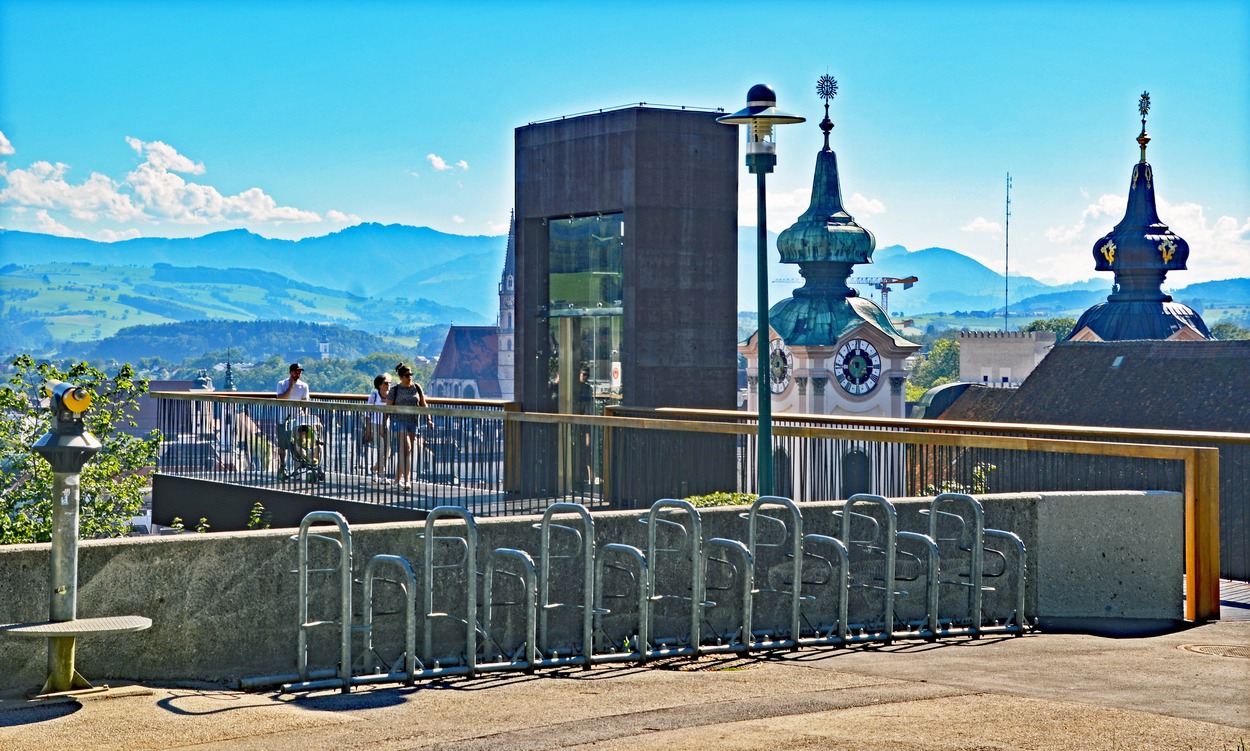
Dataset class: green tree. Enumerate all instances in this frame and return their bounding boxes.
[1210,321,1250,340]
[906,337,960,402]
[0,355,160,544]
[1023,316,1077,340]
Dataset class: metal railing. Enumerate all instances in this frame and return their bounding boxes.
[150,393,1224,620]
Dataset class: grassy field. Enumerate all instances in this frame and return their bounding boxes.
[1,262,476,345]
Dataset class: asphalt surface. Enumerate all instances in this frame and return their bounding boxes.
[1,619,1246,751]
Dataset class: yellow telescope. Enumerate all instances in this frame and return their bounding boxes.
[44,379,93,414]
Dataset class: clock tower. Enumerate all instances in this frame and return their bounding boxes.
[740,76,919,419]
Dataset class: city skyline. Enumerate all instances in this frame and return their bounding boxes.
[0,0,1247,285]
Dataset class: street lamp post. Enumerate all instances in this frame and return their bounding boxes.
[718,85,804,496]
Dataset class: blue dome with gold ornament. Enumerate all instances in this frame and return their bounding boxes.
[1070,92,1211,341]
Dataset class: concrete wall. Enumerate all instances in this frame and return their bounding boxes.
[0,491,1182,691]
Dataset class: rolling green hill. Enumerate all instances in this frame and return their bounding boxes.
[0,261,485,356]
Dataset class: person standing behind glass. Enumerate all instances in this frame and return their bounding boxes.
[388,362,433,489]
[367,373,391,484]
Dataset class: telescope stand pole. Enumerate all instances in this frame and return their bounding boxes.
[45,471,91,694]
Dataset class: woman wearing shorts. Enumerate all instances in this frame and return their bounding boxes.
[387,362,433,489]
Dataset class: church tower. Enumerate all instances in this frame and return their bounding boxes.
[498,210,517,400]
[1068,92,1212,342]
[740,75,919,418]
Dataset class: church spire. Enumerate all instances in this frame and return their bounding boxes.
[1091,90,1189,303]
[1068,92,1211,341]
[776,73,874,299]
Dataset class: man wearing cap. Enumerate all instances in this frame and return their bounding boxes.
[276,363,311,473]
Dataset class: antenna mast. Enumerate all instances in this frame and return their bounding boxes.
[1004,172,1011,331]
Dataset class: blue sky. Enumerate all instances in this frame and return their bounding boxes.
[1,0,1247,285]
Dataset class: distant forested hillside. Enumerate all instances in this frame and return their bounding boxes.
[85,320,403,363]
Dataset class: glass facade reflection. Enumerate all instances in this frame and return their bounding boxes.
[548,214,624,415]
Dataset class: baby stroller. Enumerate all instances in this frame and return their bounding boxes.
[280,414,325,483]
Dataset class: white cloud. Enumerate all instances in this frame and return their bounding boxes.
[126,136,204,174]
[97,227,141,242]
[847,192,886,215]
[35,209,85,238]
[426,153,468,172]
[326,209,360,223]
[486,219,511,234]
[961,216,1002,233]
[452,215,465,223]
[0,160,142,222]
[0,137,350,232]
[1044,193,1122,244]
[1042,192,1250,283]
[0,131,13,156]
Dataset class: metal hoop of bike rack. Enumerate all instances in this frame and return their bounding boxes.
[701,538,755,653]
[841,494,898,643]
[796,532,851,646]
[482,548,538,672]
[289,511,353,693]
[592,542,650,663]
[359,554,418,685]
[926,492,986,637]
[535,503,597,668]
[419,506,479,678]
[744,496,805,649]
[642,499,704,658]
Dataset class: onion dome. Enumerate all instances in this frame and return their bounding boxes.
[770,75,910,347]
[1090,91,1190,302]
[1069,92,1211,341]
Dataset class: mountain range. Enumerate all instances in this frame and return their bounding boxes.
[2,224,1246,350]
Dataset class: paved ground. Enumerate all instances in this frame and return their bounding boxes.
[1,618,1246,751]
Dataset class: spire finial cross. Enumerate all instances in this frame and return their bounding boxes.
[817,74,838,151]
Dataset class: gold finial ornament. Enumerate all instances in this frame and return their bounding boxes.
[1101,240,1117,265]
[1159,236,1177,263]
[1136,90,1151,163]
[817,73,838,151]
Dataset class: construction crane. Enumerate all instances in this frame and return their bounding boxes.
[847,276,918,316]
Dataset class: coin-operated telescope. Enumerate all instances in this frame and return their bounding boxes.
[33,379,102,472]
[1,379,150,697]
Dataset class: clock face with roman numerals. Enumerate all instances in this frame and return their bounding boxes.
[834,338,881,395]
[768,339,794,395]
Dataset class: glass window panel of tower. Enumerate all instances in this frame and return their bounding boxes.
[548,214,624,414]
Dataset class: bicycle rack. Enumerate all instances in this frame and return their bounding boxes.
[482,548,538,672]
[535,503,597,669]
[701,538,754,654]
[641,499,705,658]
[926,492,986,637]
[840,494,897,644]
[358,554,418,686]
[418,506,479,678]
[981,528,1027,635]
[287,511,354,693]
[592,542,650,664]
[744,496,804,649]
[796,532,850,646]
[894,530,941,639]
[254,495,1030,694]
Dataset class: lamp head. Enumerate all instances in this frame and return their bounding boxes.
[717,84,805,172]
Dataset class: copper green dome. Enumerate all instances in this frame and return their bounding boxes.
[776,148,875,267]
[771,294,913,347]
